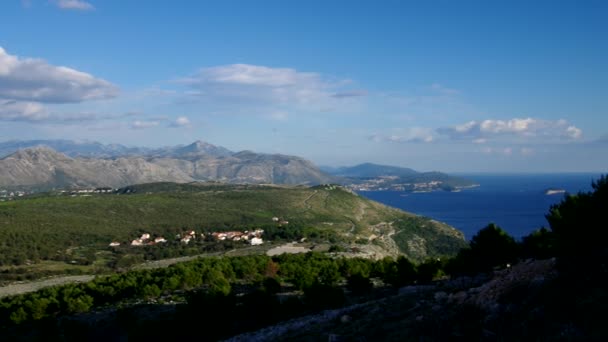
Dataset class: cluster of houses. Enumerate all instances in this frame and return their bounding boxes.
[59,187,114,197]
[0,190,27,201]
[109,233,168,247]
[108,216,287,248]
[211,229,264,245]
[109,228,266,247]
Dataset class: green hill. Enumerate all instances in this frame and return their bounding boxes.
[0,182,466,272]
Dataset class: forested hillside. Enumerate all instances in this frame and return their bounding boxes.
[0,183,466,275]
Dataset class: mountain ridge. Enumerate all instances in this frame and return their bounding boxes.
[0,144,333,189]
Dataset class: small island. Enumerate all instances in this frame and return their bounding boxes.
[545,188,566,195]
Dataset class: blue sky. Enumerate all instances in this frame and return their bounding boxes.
[1,0,607,172]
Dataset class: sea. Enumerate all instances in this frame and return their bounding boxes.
[358,173,603,240]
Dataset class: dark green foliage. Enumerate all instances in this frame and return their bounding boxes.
[447,223,518,275]
[377,256,418,286]
[0,252,423,330]
[347,273,373,295]
[395,256,417,286]
[546,175,608,262]
[520,227,555,259]
[416,258,444,284]
[262,277,281,294]
[392,217,468,261]
[469,223,518,269]
[537,175,608,338]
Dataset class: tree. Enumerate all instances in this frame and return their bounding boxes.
[416,259,443,284]
[546,175,608,260]
[347,273,373,295]
[520,227,555,259]
[469,223,518,271]
[447,224,518,275]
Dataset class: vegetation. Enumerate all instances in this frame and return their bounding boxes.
[0,182,465,276]
[0,253,442,340]
[0,175,606,340]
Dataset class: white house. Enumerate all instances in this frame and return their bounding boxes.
[131,239,143,246]
[250,237,263,245]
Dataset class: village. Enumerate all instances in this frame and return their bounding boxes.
[108,216,289,247]
[346,176,445,192]
[109,228,266,248]
[0,189,28,201]
[107,216,290,248]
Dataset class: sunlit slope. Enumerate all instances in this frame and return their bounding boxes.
[0,183,466,262]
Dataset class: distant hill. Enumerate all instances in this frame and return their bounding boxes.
[0,182,467,264]
[0,139,155,158]
[324,163,476,191]
[0,143,334,189]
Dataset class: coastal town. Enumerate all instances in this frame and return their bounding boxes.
[345,176,455,192]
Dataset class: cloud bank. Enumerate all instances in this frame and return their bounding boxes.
[0,47,118,122]
[0,47,117,103]
[438,118,583,141]
[178,63,364,107]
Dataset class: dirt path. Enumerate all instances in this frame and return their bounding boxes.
[299,190,318,213]
[0,275,95,298]
[266,243,311,256]
[0,246,270,298]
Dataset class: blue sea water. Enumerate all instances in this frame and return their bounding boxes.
[358,173,602,240]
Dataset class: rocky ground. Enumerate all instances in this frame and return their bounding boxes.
[226,258,559,341]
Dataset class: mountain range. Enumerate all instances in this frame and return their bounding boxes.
[0,140,473,190]
[0,139,232,159]
[0,140,332,189]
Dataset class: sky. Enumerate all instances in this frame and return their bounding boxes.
[0,0,607,172]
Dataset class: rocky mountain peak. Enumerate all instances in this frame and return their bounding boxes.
[175,140,233,157]
[5,146,70,162]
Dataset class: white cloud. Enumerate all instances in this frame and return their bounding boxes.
[370,127,435,144]
[0,100,47,121]
[186,64,316,87]
[170,116,191,127]
[130,120,160,130]
[565,125,582,139]
[178,64,362,107]
[0,47,117,103]
[439,118,583,142]
[53,0,94,11]
[0,47,119,124]
[0,99,103,123]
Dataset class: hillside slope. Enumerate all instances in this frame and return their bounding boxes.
[0,183,466,265]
